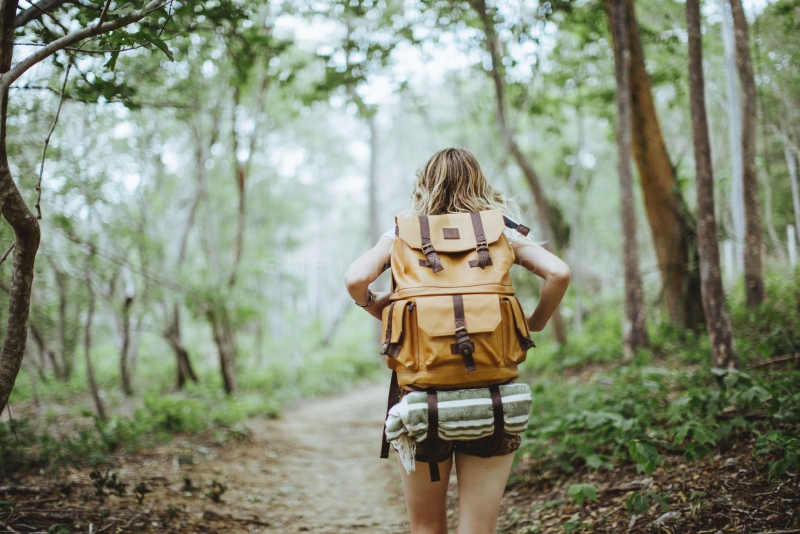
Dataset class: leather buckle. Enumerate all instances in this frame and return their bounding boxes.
[455,326,467,337]
[476,240,488,251]
[421,242,434,254]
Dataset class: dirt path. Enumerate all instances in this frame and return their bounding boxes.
[242,382,410,532]
[3,384,440,533]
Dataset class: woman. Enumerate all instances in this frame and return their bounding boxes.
[345,148,570,534]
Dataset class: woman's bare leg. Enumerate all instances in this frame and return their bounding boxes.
[397,455,453,534]
[454,451,514,534]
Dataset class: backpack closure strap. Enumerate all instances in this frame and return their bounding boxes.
[419,216,444,273]
[380,301,400,357]
[470,212,492,269]
[426,390,441,482]
[450,295,477,372]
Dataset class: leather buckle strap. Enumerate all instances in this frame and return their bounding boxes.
[426,389,441,482]
[502,215,531,236]
[380,302,400,357]
[489,385,504,440]
[419,216,443,273]
[450,295,476,372]
[470,212,491,269]
[381,371,400,459]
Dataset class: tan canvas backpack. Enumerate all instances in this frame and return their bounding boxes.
[380,209,535,391]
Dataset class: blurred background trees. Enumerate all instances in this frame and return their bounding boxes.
[0,0,798,420]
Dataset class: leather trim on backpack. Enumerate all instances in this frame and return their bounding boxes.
[470,212,492,269]
[451,294,476,372]
[419,215,444,273]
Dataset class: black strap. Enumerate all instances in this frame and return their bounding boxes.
[489,385,504,440]
[427,390,441,482]
[502,215,530,237]
[470,212,491,269]
[419,216,443,273]
[380,371,400,459]
[380,302,400,357]
[450,295,476,372]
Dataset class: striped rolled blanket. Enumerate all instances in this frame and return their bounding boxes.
[385,383,532,474]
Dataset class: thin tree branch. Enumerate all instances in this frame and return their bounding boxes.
[157,0,173,38]
[0,0,166,90]
[0,243,14,266]
[14,0,69,28]
[35,52,71,220]
[95,0,111,29]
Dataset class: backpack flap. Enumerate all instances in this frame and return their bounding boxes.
[415,294,504,374]
[395,210,506,253]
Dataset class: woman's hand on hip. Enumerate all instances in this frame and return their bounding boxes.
[365,291,391,320]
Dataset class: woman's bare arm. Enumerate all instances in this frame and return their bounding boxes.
[512,242,571,332]
[344,236,393,320]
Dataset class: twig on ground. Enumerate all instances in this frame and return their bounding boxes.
[750,354,800,369]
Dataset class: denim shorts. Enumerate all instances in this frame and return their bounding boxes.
[397,388,521,464]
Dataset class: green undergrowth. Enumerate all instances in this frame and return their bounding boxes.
[1,336,380,477]
[519,272,800,510]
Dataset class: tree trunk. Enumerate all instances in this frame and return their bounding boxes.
[27,321,59,380]
[719,0,746,272]
[609,0,649,359]
[471,0,568,344]
[0,0,42,414]
[119,294,133,396]
[228,73,268,288]
[167,304,197,389]
[84,266,106,419]
[208,310,237,394]
[604,0,705,330]
[728,0,764,307]
[686,0,738,369]
[50,260,72,379]
[784,141,800,246]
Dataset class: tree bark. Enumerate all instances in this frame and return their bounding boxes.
[609,0,649,359]
[27,320,59,380]
[119,294,133,396]
[686,0,737,369]
[784,141,800,248]
[83,263,106,419]
[49,258,72,379]
[719,0,746,273]
[166,304,197,389]
[208,309,237,394]
[471,0,568,344]
[0,0,42,414]
[604,0,705,330]
[728,0,764,307]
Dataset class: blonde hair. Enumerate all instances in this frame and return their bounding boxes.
[408,148,526,227]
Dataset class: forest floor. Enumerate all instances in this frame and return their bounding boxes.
[1,380,799,534]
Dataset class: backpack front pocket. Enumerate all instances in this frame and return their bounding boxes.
[502,296,535,365]
[381,300,418,372]
[415,294,505,374]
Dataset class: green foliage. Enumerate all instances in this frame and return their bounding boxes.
[567,483,598,505]
[625,489,669,515]
[523,352,800,480]
[754,429,800,480]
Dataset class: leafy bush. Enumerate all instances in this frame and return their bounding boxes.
[523,363,800,479]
